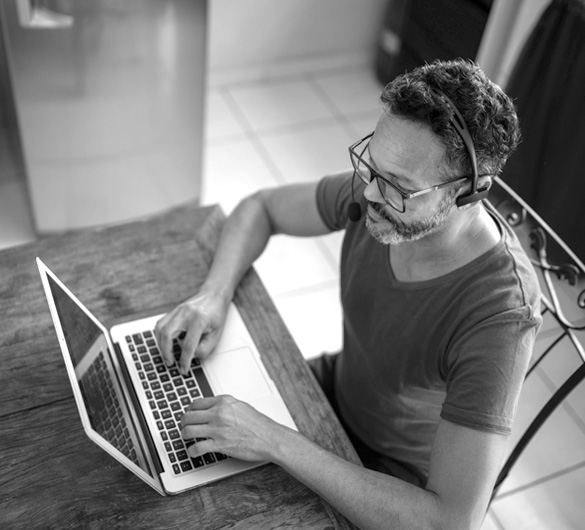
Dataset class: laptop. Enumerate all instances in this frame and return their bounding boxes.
[36,257,297,496]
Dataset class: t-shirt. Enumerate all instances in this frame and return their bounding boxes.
[316,173,542,480]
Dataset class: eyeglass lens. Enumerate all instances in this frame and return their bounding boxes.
[351,151,404,212]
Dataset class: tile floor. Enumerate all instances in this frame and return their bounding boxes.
[1,62,584,530]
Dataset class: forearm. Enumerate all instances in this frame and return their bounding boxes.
[200,193,273,302]
[269,428,449,530]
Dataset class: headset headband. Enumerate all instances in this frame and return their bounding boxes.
[429,87,490,206]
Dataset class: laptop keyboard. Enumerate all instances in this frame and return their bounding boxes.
[81,351,140,466]
[126,330,228,476]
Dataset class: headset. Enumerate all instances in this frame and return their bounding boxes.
[429,87,492,207]
[348,87,490,221]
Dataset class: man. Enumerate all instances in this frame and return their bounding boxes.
[155,59,541,529]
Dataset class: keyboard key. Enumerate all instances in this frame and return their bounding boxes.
[192,456,205,468]
[180,461,193,472]
[176,450,188,461]
[172,440,184,451]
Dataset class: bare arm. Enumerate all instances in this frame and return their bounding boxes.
[181,397,507,530]
[155,181,331,371]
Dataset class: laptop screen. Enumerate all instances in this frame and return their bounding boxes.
[46,274,155,479]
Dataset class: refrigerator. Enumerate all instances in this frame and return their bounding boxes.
[0,0,207,233]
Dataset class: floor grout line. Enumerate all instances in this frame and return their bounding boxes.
[306,73,365,140]
[272,278,339,300]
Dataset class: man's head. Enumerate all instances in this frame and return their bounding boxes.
[357,59,520,246]
[380,58,521,183]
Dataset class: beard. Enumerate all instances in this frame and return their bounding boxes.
[365,194,454,245]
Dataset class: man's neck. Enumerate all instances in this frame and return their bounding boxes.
[389,205,501,282]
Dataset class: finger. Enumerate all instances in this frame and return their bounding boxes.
[192,330,220,362]
[154,310,182,367]
[183,396,219,414]
[187,439,215,458]
[181,424,214,441]
[179,319,206,375]
[180,409,216,430]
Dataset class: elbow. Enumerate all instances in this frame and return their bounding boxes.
[236,190,277,236]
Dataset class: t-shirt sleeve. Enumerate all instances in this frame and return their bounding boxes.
[316,173,354,231]
[441,308,540,435]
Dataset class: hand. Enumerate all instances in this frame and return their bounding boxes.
[154,291,229,374]
[180,396,287,462]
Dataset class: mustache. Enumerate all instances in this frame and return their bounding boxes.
[367,201,394,223]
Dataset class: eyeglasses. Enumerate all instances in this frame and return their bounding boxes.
[348,132,470,213]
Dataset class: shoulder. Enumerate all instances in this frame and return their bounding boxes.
[316,169,355,231]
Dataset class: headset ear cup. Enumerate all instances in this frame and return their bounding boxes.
[456,176,492,207]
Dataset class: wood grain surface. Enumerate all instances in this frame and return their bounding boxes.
[0,203,360,530]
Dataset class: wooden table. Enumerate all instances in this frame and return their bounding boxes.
[0,204,360,529]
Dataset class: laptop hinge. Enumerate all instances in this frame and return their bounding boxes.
[113,342,165,475]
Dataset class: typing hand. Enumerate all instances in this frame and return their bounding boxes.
[154,292,228,375]
[180,396,286,462]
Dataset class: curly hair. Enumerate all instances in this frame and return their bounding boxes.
[380,59,521,181]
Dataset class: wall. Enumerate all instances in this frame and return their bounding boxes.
[206,0,388,85]
[477,0,552,86]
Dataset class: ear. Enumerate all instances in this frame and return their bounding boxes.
[477,175,493,192]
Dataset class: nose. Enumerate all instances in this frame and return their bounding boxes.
[363,178,384,204]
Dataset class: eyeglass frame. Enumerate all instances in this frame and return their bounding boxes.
[348,132,471,213]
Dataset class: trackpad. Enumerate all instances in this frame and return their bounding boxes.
[204,347,274,403]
